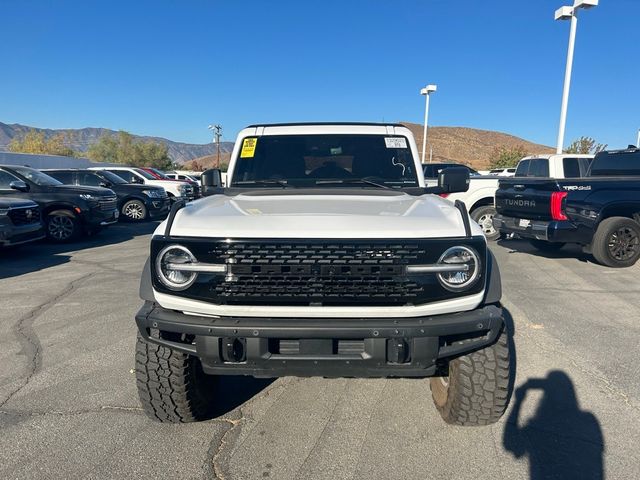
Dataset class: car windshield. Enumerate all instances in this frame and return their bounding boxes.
[99,170,128,184]
[148,168,170,179]
[230,134,419,188]
[133,168,157,180]
[12,166,62,186]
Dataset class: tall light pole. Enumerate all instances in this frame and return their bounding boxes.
[420,84,437,163]
[554,0,598,154]
[208,124,222,168]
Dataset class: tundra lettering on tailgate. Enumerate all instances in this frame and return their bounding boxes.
[504,198,536,208]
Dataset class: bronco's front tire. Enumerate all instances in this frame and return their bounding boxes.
[135,332,217,422]
[430,326,512,426]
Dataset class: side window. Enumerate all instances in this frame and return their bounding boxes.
[48,171,75,184]
[0,170,21,190]
[108,170,135,183]
[562,158,581,178]
[515,160,530,177]
[528,159,549,177]
[77,172,103,186]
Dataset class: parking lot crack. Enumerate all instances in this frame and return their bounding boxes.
[0,273,95,409]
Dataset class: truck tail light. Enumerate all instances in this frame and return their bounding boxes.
[550,191,568,221]
[439,193,450,198]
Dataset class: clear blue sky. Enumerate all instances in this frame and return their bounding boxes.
[1,0,638,149]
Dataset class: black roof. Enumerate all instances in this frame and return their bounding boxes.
[245,122,406,128]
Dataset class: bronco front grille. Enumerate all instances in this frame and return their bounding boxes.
[151,238,487,307]
[8,206,41,226]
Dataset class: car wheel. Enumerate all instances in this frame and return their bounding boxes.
[135,332,218,423]
[591,216,640,268]
[470,206,500,241]
[46,210,80,242]
[122,199,147,222]
[430,326,512,426]
[528,239,566,252]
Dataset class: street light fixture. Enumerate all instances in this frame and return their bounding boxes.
[420,84,437,163]
[554,0,598,154]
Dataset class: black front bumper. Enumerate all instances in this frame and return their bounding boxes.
[135,302,504,378]
[83,208,119,228]
[146,198,171,218]
[0,221,45,246]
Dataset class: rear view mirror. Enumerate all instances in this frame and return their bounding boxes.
[438,167,470,194]
[9,180,29,192]
[201,168,223,196]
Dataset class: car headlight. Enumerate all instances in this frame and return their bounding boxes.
[436,246,481,291]
[143,189,163,198]
[155,245,198,290]
[0,208,8,216]
[79,194,99,201]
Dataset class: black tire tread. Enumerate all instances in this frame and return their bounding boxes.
[431,328,511,426]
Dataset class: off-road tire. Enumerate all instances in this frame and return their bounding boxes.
[135,332,217,423]
[470,205,500,241]
[430,326,511,426]
[122,199,148,222]
[46,210,80,242]
[528,239,565,252]
[591,216,640,268]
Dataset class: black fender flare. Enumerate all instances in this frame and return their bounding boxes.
[483,248,502,305]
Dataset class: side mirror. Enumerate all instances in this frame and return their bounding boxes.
[9,180,29,192]
[438,167,470,194]
[201,168,223,196]
[99,181,112,188]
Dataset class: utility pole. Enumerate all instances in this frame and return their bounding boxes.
[208,124,223,168]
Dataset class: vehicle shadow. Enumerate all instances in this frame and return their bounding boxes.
[209,376,275,418]
[497,238,595,264]
[0,221,159,280]
[502,370,604,480]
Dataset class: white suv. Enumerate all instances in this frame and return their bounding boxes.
[134,123,513,427]
[89,166,194,201]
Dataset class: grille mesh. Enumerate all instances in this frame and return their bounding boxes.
[8,206,41,226]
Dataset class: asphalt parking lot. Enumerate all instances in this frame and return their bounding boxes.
[1,223,639,480]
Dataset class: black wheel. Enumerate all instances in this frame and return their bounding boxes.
[591,216,640,268]
[430,326,512,426]
[470,206,500,241]
[46,210,80,242]
[135,332,217,423]
[528,239,565,252]
[122,199,147,222]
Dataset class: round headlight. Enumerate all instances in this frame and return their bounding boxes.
[156,245,198,290]
[437,246,481,291]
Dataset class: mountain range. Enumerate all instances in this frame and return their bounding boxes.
[0,121,554,168]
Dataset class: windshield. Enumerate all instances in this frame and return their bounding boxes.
[148,168,170,179]
[99,170,128,184]
[230,134,419,188]
[12,166,62,186]
[134,168,157,180]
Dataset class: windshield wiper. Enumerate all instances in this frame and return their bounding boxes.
[314,177,392,190]
[233,180,293,188]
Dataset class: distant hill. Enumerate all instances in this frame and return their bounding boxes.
[401,122,554,169]
[0,122,234,164]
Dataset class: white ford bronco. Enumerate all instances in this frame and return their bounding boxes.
[135,123,513,426]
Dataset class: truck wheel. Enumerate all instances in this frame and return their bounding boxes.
[591,216,640,268]
[470,206,500,241]
[528,239,565,252]
[46,210,80,242]
[430,326,511,426]
[122,199,147,222]
[135,332,217,423]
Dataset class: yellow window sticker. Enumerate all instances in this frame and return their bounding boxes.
[240,137,258,158]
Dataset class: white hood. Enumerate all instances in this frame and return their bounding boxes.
[160,191,482,239]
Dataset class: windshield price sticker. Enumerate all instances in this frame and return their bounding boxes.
[241,137,258,158]
[384,137,407,149]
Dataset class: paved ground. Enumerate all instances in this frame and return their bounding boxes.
[1,223,639,479]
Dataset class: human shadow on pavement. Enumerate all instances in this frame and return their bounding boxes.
[503,370,604,480]
[209,376,275,418]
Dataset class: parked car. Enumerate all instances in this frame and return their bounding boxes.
[164,171,199,182]
[0,197,45,247]
[423,162,479,178]
[494,146,640,267]
[88,166,194,202]
[135,122,512,427]
[0,165,118,242]
[514,154,593,178]
[139,167,200,198]
[488,168,516,177]
[44,169,170,222]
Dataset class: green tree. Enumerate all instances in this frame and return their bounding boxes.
[9,131,77,157]
[490,145,529,169]
[87,131,172,169]
[565,136,607,155]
